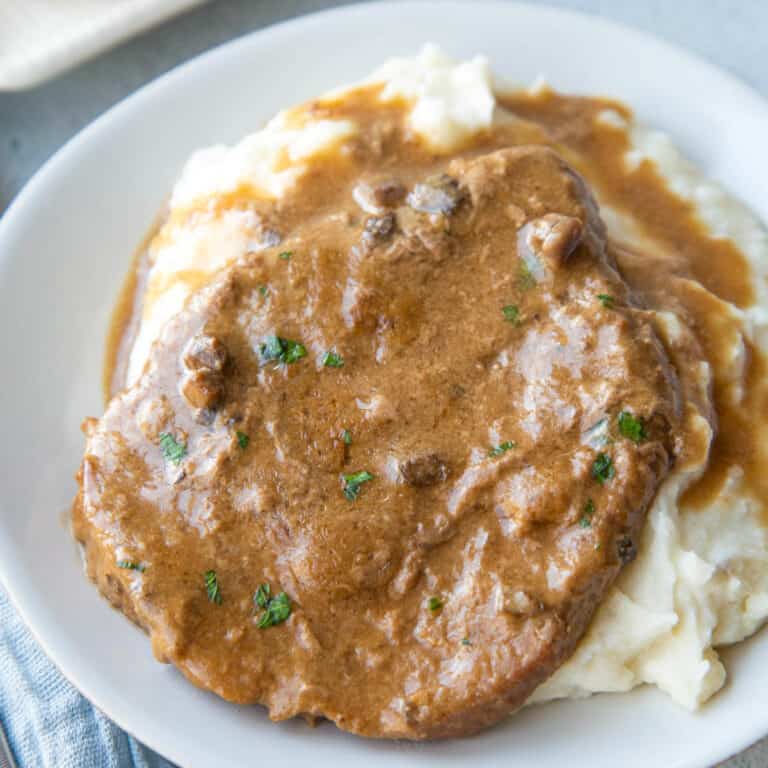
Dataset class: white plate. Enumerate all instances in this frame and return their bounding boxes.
[1,3,767,766]
[0,0,208,90]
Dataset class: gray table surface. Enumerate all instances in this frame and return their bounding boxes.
[1,0,766,765]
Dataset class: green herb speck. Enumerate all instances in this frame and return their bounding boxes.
[159,432,186,465]
[322,350,344,368]
[488,440,516,458]
[502,304,520,324]
[427,596,444,612]
[257,589,292,629]
[618,411,646,443]
[259,335,307,365]
[204,570,222,605]
[591,453,615,485]
[254,583,271,609]
[579,499,596,528]
[343,470,374,501]
[117,560,145,572]
[597,293,615,309]
[519,261,537,290]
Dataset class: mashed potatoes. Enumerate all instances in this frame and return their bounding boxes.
[531,114,768,709]
[126,46,768,712]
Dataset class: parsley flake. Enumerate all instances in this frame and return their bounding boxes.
[204,570,222,605]
[117,560,145,572]
[597,294,615,309]
[519,261,537,290]
[159,432,186,465]
[461,637,472,646]
[258,284,269,298]
[278,251,293,261]
[254,582,271,609]
[256,589,292,629]
[236,431,250,449]
[341,429,352,445]
[322,350,344,368]
[592,453,615,484]
[579,499,595,528]
[502,304,520,324]
[427,596,444,612]
[618,411,646,443]
[488,440,516,458]
[343,470,374,501]
[259,335,307,365]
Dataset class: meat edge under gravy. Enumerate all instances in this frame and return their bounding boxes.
[72,143,681,740]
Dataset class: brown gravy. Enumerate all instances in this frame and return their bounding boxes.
[499,91,766,513]
[103,231,152,401]
[108,90,767,513]
[87,86,768,738]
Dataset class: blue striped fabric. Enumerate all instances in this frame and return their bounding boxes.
[0,588,174,768]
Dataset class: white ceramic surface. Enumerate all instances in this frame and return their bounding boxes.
[1,3,767,766]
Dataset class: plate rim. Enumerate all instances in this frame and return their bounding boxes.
[2,2,768,766]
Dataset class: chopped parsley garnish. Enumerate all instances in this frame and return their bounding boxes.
[256,588,292,629]
[519,261,537,290]
[278,339,306,363]
[488,440,516,458]
[117,560,145,572]
[278,251,293,260]
[579,499,596,528]
[204,570,222,605]
[597,294,615,309]
[591,453,615,484]
[322,350,344,368]
[427,596,444,612]
[502,304,520,324]
[258,284,269,298]
[159,432,186,465]
[618,411,646,443]
[461,637,471,646]
[254,582,271,609]
[236,431,250,449]
[260,335,283,360]
[259,335,307,365]
[343,470,374,500]
[341,429,352,445]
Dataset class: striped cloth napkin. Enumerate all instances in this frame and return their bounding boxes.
[0,588,173,768]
